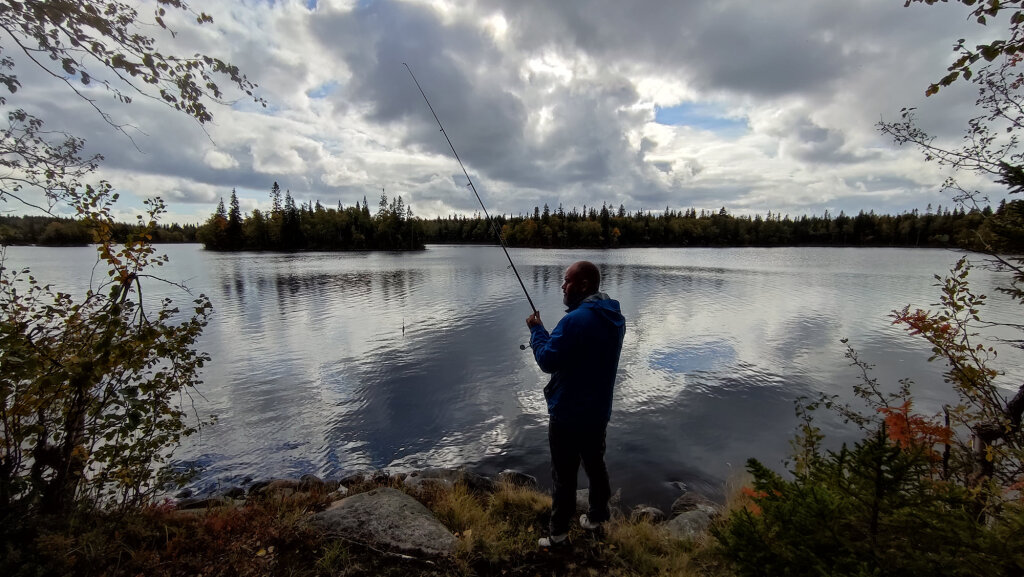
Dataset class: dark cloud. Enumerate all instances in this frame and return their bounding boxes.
[4,0,1011,221]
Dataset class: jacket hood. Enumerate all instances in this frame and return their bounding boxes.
[573,291,625,328]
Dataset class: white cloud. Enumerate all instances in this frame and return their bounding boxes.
[3,0,1015,222]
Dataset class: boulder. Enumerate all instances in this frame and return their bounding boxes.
[497,470,538,489]
[670,492,721,518]
[630,506,667,524]
[312,487,456,558]
[663,509,713,541]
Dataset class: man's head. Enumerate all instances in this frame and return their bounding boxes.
[562,260,601,307]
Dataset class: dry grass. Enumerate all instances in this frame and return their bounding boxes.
[3,476,738,577]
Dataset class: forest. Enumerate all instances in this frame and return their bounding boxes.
[6,186,1022,253]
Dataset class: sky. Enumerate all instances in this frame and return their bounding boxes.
[5,0,1017,225]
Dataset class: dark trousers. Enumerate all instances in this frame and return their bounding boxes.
[548,419,611,535]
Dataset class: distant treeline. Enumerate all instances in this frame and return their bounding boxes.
[7,187,1024,253]
[425,200,1024,252]
[198,184,424,251]
[0,215,198,246]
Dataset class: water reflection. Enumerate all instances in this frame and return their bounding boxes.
[3,245,1020,510]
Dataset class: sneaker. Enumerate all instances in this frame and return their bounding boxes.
[580,514,602,530]
[537,533,568,548]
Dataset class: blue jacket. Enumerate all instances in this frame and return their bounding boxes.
[529,292,626,427]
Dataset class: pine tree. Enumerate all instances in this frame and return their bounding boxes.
[227,188,243,249]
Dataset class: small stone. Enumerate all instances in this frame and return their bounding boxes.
[326,485,350,501]
[497,470,538,489]
[174,488,193,499]
[670,492,721,518]
[299,474,326,493]
[630,506,666,524]
[222,486,246,499]
[339,473,366,487]
[176,496,231,510]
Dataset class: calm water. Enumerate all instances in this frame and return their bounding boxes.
[4,244,1021,509]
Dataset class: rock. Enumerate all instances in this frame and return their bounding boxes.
[497,470,538,489]
[630,506,667,524]
[312,487,456,558]
[339,473,366,488]
[371,470,392,485]
[403,468,495,494]
[663,510,713,541]
[575,488,621,513]
[576,489,589,512]
[221,486,246,499]
[176,496,233,510]
[174,488,193,499]
[299,474,340,494]
[299,474,325,491]
[248,480,271,495]
[250,478,301,500]
[670,492,721,518]
[326,485,350,501]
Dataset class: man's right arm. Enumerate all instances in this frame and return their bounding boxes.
[530,315,576,373]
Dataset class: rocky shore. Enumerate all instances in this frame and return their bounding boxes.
[173,467,724,559]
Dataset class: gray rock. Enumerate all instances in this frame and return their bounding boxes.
[312,487,456,558]
[630,506,667,524]
[575,488,622,513]
[403,468,495,494]
[663,510,713,541]
[248,478,303,500]
[576,489,590,512]
[299,474,325,491]
[176,496,233,510]
[671,492,721,518]
[174,488,193,499]
[497,470,537,489]
[339,473,366,487]
[221,486,246,499]
[326,485,350,501]
[299,474,340,494]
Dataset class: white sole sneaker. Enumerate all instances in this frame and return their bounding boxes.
[538,534,568,548]
[580,514,601,530]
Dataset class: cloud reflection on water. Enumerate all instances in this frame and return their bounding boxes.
[4,245,1020,510]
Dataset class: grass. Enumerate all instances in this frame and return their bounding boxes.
[1,477,737,577]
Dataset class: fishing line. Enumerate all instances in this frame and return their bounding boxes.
[404,62,538,315]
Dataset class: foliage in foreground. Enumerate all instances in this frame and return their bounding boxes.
[717,258,1024,577]
[716,440,1024,577]
[0,193,213,516]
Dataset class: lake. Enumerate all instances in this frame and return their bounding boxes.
[3,244,1021,509]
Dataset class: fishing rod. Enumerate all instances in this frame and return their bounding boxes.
[404,62,537,315]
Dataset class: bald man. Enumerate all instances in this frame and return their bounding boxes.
[526,260,626,548]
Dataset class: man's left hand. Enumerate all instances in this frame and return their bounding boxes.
[526,311,543,328]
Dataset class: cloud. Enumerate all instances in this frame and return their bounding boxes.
[2,0,1013,222]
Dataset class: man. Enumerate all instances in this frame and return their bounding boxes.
[526,260,626,548]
